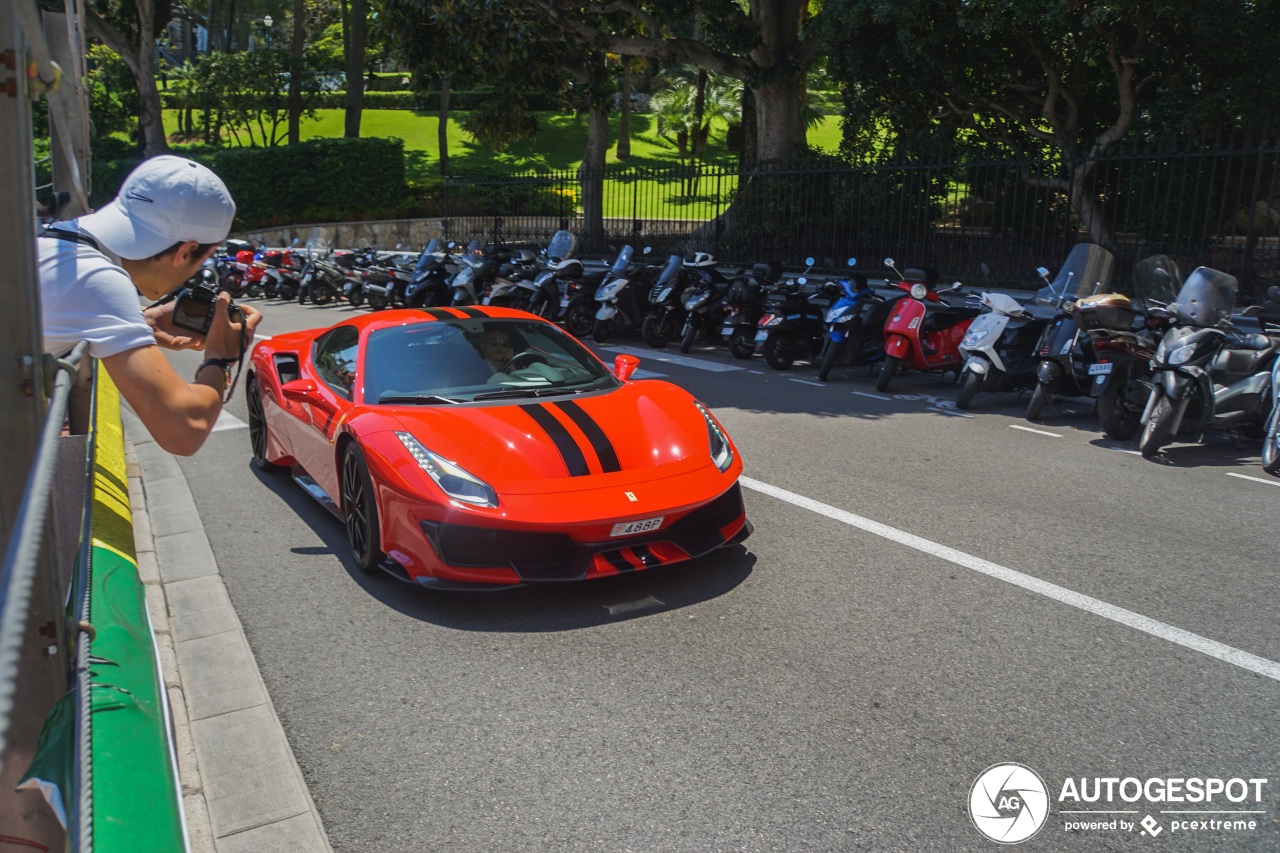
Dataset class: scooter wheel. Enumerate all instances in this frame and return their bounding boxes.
[1261,406,1280,474]
[763,334,794,370]
[875,355,900,392]
[1025,381,1052,421]
[592,319,612,344]
[1139,391,1176,458]
[729,334,755,360]
[818,340,840,381]
[956,369,981,410]
[564,300,595,337]
[642,316,673,349]
[1096,363,1143,441]
[680,323,697,354]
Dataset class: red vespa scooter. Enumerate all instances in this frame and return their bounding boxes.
[875,258,978,392]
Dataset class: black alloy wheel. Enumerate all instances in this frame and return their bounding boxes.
[763,333,796,370]
[341,443,384,574]
[956,368,982,410]
[247,376,286,473]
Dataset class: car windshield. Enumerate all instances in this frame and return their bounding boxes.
[362,318,619,404]
[1168,267,1238,327]
[1034,243,1115,304]
[609,245,634,275]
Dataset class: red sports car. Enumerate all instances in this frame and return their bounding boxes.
[246,307,751,588]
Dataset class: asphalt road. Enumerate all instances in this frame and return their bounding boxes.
[168,298,1279,852]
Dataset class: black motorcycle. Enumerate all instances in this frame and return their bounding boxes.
[642,254,693,349]
[759,261,839,370]
[403,239,455,308]
[678,253,735,353]
[1024,243,1117,421]
[720,261,781,360]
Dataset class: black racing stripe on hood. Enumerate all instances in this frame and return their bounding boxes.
[520,404,589,477]
[553,400,622,473]
[421,308,463,320]
[456,307,487,318]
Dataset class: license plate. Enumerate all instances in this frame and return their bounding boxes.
[610,516,664,537]
[754,331,769,342]
[1088,363,1113,375]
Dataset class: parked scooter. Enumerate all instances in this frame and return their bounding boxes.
[954,265,1053,409]
[1024,243,1116,420]
[522,230,598,335]
[721,261,781,360]
[642,254,693,348]
[404,239,454,308]
[592,245,656,343]
[1138,268,1279,457]
[875,260,978,392]
[1079,255,1179,440]
[758,258,839,370]
[678,253,735,353]
[1259,285,1280,474]
[817,258,903,381]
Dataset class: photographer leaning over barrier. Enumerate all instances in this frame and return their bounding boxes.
[38,156,262,456]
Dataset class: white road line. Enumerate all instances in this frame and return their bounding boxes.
[740,476,1280,683]
[789,378,826,387]
[932,408,974,418]
[853,391,890,401]
[632,369,668,380]
[1009,424,1062,438]
[211,410,248,432]
[746,370,766,375]
[1225,472,1280,488]
[601,346,746,373]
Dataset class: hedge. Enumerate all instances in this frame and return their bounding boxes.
[89,137,409,228]
[161,89,563,112]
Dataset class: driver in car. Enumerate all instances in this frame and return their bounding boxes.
[479,325,516,374]
[477,322,558,383]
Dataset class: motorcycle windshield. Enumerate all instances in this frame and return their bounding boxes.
[424,238,441,255]
[304,227,333,259]
[547,230,577,261]
[610,245,634,275]
[655,255,684,288]
[1034,243,1115,304]
[1131,255,1181,309]
[1168,267,1237,327]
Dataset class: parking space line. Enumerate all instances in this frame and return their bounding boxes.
[601,346,747,373]
[740,476,1280,683]
[1225,472,1280,488]
[211,411,248,432]
[1009,424,1062,438]
[789,379,826,387]
[853,391,890,401]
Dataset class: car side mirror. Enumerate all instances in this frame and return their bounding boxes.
[614,354,640,381]
[281,379,318,400]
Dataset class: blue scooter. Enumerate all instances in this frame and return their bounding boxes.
[817,258,904,382]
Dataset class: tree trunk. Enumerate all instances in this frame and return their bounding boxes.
[287,0,305,143]
[86,5,169,156]
[1068,163,1115,250]
[342,0,365,137]
[579,103,609,254]
[739,87,757,167]
[438,76,450,175]
[751,76,806,164]
[616,59,632,160]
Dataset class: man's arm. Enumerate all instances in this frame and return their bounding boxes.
[101,344,228,456]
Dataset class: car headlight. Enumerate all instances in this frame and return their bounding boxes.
[396,432,497,507]
[962,328,989,347]
[694,402,734,472]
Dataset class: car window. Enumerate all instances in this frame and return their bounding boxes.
[313,325,360,398]
[363,318,619,403]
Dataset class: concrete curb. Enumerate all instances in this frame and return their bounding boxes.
[125,417,332,853]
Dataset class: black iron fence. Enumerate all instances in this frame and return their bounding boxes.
[435,129,1280,296]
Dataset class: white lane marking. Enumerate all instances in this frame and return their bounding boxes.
[740,476,1280,683]
[1009,424,1062,438]
[1225,472,1280,488]
[632,369,667,380]
[854,391,890,401]
[789,378,826,387]
[931,407,974,418]
[601,346,746,373]
[256,334,272,340]
[211,410,248,432]
[1108,447,1143,455]
[746,370,766,375]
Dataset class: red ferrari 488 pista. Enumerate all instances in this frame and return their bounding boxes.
[246,307,751,588]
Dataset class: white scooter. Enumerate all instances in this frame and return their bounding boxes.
[956,290,1046,409]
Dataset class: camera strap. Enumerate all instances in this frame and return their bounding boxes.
[40,226,101,252]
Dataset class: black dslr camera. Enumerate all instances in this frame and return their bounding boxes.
[171,269,242,336]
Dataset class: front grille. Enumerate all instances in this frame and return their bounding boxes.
[666,484,745,554]
[425,523,571,570]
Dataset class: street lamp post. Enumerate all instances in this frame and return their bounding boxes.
[262,15,272,47]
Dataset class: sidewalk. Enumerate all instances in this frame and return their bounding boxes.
[123,411,332,853]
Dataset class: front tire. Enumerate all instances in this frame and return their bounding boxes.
[247,376,286,473]
[818,339,841,381]
[1096,363,1144,441]
[1025,380,1053,421]
[564,298,596,337]
[642,313,675,349]
[340,443,384,574]
[1261,405,1280,474]
[876,355,900,392]
[729,334,755,360]
[1139,391,1176,458]
[680,321,697,353]
[592,318,612,344]
[956,369,981,410]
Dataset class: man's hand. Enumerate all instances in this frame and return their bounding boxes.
[145,300,204,350]
[204,291,263,362]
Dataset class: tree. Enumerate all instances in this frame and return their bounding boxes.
[340,0,367,136]
[650,64,741,191]
[85,0,173,155]
[820,0,1279,248]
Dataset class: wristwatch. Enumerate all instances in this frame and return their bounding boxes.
[196,357,236,388]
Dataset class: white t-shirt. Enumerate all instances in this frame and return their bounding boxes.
[38,221,156,359]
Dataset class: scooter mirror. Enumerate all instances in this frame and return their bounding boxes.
[847,258,857,267]
[1036,266,1051,279]
[614,354,640,381]
[884,258,895,268]
[804,257,815,267]
[950,282,963,291]
[797,277,808,285]
[643,246,652,254]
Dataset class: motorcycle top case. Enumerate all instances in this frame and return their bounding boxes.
[727,280,762,306]
[262,250,284,269]
[1075,293,1135,334]
[224,239,254,256]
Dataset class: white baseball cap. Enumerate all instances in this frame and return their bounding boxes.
[78,155,236,260]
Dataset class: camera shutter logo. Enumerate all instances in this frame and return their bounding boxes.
[968,763,1050,844]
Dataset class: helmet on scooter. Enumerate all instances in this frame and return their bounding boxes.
[686,252,716,268]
